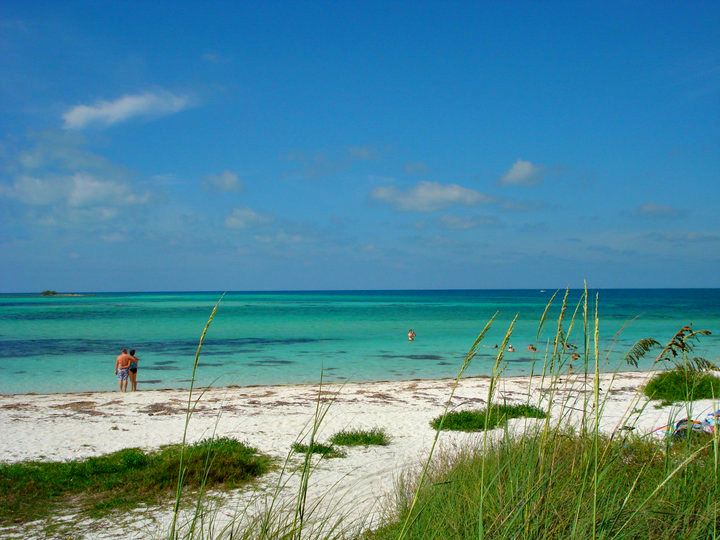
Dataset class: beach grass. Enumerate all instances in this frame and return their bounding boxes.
[291,442,346,459]
[0,437,271,526]
[329,428,390,447]
[368,430,719,539]
[429,404,547,432]
[644,367,720,404]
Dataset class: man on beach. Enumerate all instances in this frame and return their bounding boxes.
[115,348,132,392]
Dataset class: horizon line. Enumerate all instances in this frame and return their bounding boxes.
[2,286,720,295]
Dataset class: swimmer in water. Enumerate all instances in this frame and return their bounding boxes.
[408,329,416,341]
[508,344,515,352]
[527,345,537,352]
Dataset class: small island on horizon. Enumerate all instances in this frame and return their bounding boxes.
[40,290,86,297]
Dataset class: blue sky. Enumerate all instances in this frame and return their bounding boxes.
[1,2,719,292]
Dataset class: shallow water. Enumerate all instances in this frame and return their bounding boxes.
[0,289,718,393]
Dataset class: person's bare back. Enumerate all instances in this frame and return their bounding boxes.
[115,348,132,391]
[115,353,131,370]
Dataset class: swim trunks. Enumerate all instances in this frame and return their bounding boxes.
[117,368,129,381]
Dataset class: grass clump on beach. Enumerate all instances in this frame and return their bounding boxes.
[644,367,720,404]
[329,428,390,447]
[627,325,718,405]
[0,437,271,526]
[370,432,720,539]
[291,441,345,458]
[429,404,546,432]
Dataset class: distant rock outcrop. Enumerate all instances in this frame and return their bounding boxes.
[40,290,86,297]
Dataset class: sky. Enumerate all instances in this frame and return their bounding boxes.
[1,2,719,292]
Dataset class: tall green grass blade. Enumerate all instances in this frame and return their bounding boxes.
[592,292,600,540]
[478,315,517,540]
[536,289,559,341]
[169,293,224,540]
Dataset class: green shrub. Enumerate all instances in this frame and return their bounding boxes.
[329,428,390,447]
[0,437,271,526]
[430,404,546,432]
[644,368,720,403]
[291,442,345,458]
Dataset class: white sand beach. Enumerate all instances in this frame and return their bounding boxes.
[2,371,718,539]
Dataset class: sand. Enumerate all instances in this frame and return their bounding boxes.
[1,371,718,539]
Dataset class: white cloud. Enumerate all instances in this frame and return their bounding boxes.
[67,174,149,206]
[439,215,499,230]
[0,174,149,208]
[372,181,493,212]
[202,51,231,64]
[17,132,111,171]
[500,159,542,185]
[636,202,681,217]
[100,232,127,243]
[1,132,155,239]
[204,170,243,192]
[254,231,308,245]
[0,175,66,205]
[63,91,190,129]
[225,207,272,229]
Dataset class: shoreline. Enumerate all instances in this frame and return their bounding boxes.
[0,368,652,398]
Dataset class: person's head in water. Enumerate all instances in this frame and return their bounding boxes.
[129,349,136,356]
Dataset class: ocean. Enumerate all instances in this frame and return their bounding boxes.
[0,289,718,394]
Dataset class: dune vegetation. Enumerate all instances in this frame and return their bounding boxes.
[329,428,390,447]
[369,429,719,539]
[644,368,720,404]
[0,437,271,527]
[291,442,346,458]
[429,404,546,432]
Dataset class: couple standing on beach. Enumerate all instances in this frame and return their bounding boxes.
[115,348,139,392]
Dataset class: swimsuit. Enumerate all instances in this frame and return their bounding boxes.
[129,361,138,374]
[117,367,129,381]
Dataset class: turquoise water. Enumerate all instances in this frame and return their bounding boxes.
[0,290,718,394]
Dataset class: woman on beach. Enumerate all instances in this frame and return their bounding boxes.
[128,349,139,392]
